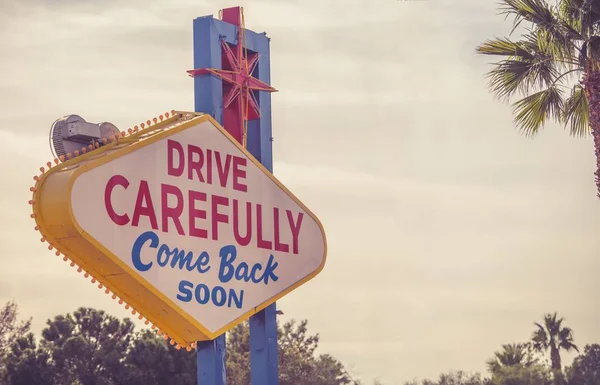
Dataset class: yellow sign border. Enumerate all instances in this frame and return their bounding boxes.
[33,113,327,343]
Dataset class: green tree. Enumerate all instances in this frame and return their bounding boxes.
[0,301,31,379]
[566,344,600,385]
[40,307,135,385]
[1,306,364,385]
[530,313,578,371]
[226,319,352,385]
[3,333,54,385]
[119,329,195,385]
[488,364,553,385]
[476,0,600,198]
[486,343,538,375]
[404,371,485,385]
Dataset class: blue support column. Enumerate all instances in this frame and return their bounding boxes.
[192,13,278,385]
[246,32,278,385]
[193,15,226,385]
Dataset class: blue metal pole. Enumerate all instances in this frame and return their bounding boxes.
[247,32,279,385]
[193,14,226,385]
[192,11,278,385]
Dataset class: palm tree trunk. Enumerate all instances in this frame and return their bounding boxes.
[582,67,600,198]
[550,345,562,371]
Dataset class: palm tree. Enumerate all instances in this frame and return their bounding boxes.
[531,312,579,371]
[476,0,600,198]
[486,343,536,374]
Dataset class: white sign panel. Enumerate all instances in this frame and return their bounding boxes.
[70,118,326,333]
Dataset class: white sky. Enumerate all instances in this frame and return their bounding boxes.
[1,0,599,384]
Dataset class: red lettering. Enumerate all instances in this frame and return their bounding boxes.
[187,144,205,182]
[215,151,232,188]
[132,180,158,229]
[273,208,290,253]
[189,190,207,238]
[104,175,130,226]
[287,210,303,254]
[167,140,184,177]
[161,184,184,235]
[211,195,229,241]
[206,149,213,184]
[232,156,247,192]
[233,199,252,246]
[256,204,272,250]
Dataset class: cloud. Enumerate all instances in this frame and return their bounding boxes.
[1,0,600,384]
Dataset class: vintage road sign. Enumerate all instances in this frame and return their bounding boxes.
[31,111,327,347]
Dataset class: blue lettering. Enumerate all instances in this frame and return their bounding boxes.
[131,231,158,272]
[197,252,210,273]
[261,254,279,284]
[157,244,170,267]
[211,286,226,307]
[170,248,198,270]
[175,280,245,309]
[217,245,279,285]
[218,245,237,283]
[176,280,193,302]
[228,289,244,309]
[234,262,248,281]
[195,284,210,304]
[131,231,211,275]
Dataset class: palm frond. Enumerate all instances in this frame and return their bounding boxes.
[558,327,579,351]
[531,324,549,351]
[487,57,559,100]
[500,0,556,30]
[558,0,589,38]
[476,37,535,58]
[534,28,579,69]
[512,86,564,136]
[563,84,590,136]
